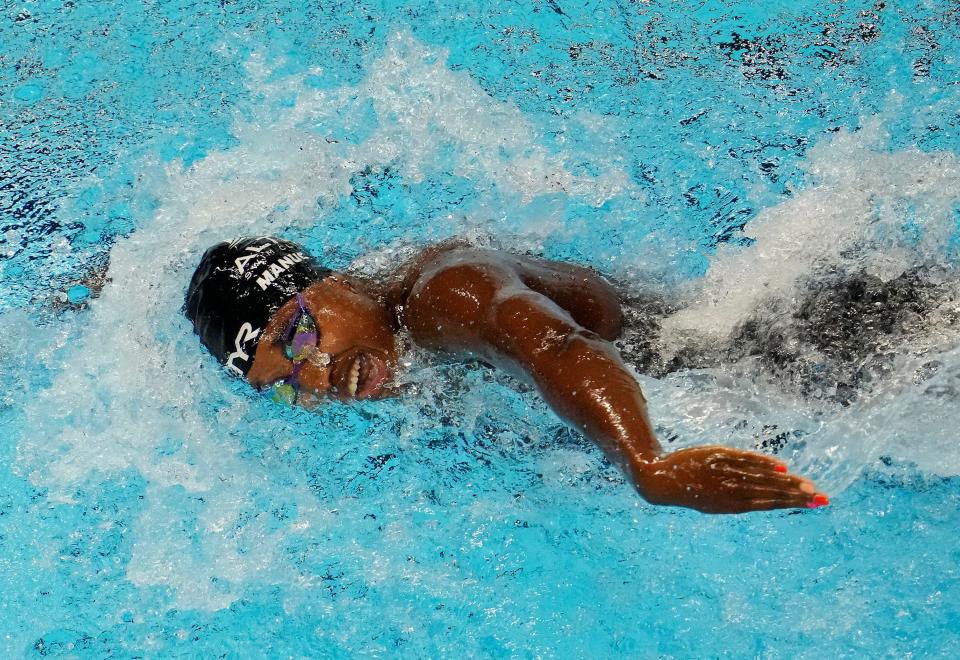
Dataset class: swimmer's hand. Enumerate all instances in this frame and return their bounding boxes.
[634,446,828,514]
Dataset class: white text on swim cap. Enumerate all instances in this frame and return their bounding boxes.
[255,252,307,290]
[233,238,278,274]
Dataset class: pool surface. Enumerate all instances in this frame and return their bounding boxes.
[2,1,959,656]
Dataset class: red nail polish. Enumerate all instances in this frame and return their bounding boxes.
[813,494,830,506]
[774,464,787,473]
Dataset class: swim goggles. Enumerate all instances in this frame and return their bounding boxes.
[266,293,331,405]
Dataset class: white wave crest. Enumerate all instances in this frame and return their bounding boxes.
[662,118,960,342]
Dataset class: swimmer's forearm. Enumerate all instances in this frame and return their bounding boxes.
[529,333,665,475]
[489,293,665,474]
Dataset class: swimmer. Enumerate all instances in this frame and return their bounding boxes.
[186,237,829,514]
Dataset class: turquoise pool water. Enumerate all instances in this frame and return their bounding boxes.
[2,0,959,656]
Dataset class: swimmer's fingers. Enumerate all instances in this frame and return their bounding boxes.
[718,478,817,507]
[710,452,825,508]
[708,449,790,471]
[708,450,817,489]
[638,445,829,513]
[714,462,817,495]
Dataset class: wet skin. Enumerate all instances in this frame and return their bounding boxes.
[247,247,827,514]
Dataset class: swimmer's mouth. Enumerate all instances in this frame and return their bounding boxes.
[331,348,390,400]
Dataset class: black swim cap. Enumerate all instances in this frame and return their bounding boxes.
[185,237,331,376]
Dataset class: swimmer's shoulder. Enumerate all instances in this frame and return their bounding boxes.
[386,242,482,300]
[389,242,620,304]
[384,242,527,324]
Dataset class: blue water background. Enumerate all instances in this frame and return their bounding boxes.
[2,0,959,656]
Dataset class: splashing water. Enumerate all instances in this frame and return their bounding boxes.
[663,115,960,340]
[14,32,648,612]
[14,31,958,612]
[3,4,960,655]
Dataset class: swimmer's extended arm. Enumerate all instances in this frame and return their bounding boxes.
[405,259,825,514]
[489,290,824,513]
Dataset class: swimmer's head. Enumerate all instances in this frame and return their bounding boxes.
[186,237,397,403]
[185,237,332,377]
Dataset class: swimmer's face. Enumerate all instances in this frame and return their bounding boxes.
[247,275,398,404]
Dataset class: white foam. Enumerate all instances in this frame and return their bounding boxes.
[640,328,960,492]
